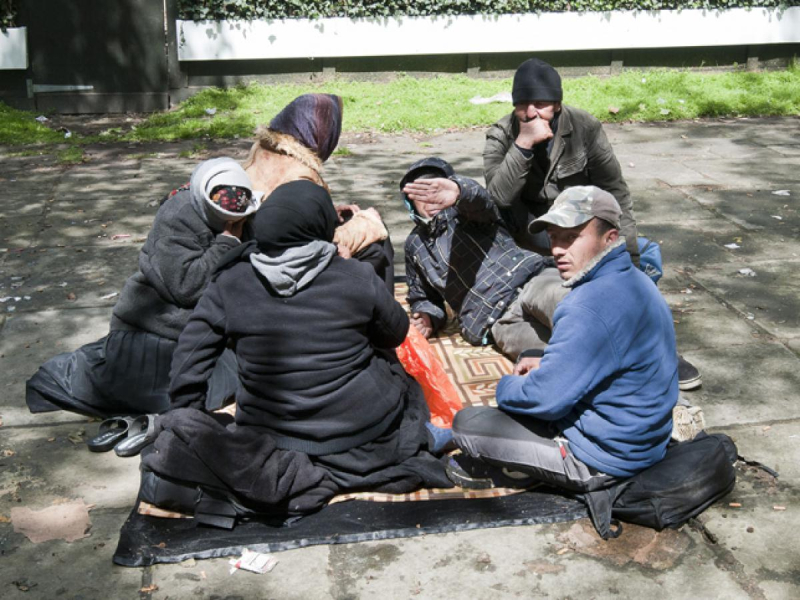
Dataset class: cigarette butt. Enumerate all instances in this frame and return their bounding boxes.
[773,506,786,511]
[729,502,742,508]
[556,548,569,555]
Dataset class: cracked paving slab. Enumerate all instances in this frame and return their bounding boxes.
[0,509,142,598]
[687,259,800,341]
[0,306,112,427]
[685,342,800,426]
[699,420,800,599]
[0,422,140,511]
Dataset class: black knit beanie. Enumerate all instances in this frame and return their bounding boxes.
[512,59,563,104]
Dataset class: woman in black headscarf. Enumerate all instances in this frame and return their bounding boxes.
[140,180,450,521]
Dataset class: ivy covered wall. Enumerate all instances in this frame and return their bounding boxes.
[178,1,798,21]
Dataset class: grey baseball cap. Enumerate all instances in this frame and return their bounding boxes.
[528,186,622,233]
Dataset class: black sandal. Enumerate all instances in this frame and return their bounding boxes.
[114,415,157,458]
[87,417,134,453]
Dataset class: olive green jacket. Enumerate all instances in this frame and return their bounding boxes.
[483,105,639,264]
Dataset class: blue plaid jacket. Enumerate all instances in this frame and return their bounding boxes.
[404,176,550,345]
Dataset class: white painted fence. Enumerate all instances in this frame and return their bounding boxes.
[177,8,800,62]
[0,27,27,69]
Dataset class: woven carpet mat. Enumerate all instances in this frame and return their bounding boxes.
[114,490,587,566]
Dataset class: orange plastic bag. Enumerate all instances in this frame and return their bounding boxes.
[396,326,463,428]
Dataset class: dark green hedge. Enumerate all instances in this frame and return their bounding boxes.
[178,1,798,21]
[3,1,797,29]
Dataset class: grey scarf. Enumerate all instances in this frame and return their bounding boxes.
[250,241,337,297]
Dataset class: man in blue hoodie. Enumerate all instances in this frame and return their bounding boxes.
[448,186,679,491]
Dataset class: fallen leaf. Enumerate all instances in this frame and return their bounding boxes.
[67,430,85,444]
[608,106,620,114]
[2,449,15,457]
[12,579,37,592]
[66,292,77,301]
[0,514,10,523]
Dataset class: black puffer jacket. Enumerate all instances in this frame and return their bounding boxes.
[110,190,241,340]
[169,255,410,455]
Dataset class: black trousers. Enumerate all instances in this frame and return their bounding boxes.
[26,329,239,418]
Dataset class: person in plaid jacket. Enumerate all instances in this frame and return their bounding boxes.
[401,157,566,360]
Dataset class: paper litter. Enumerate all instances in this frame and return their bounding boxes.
[229,549,278,575]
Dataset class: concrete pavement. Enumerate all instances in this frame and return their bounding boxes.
[0,116,798,598]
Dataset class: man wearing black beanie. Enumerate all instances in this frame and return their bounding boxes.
[483,58,702,391]
[483,58,639,265]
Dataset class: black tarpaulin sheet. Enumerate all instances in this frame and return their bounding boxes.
[113,490,587,566]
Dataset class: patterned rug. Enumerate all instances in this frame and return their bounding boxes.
[393,282,513,410]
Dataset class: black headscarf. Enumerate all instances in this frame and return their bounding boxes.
[255,180,338,251]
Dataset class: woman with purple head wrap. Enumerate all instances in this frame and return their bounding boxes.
[244,93,394,289]
[269,93,343,162]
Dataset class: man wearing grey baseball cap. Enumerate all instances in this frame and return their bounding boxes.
[446,186,679,492]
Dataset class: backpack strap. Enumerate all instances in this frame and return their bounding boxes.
[736,455,779,478]
[579,483,628,540]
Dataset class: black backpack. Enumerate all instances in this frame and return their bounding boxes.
[582,432,738,539]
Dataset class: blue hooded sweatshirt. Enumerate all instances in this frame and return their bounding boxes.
[496,240,678,477]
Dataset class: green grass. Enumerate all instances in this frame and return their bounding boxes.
[568,67,800,122]
[56,146,87,164]
[1,66,799,146]
[0,104,64,145]
[332,146,353,157]
[178,142,209,159]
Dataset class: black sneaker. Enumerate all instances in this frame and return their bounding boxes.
[444,454,538,490]
[678,354,702,391]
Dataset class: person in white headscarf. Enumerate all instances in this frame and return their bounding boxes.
[26,158,258,420]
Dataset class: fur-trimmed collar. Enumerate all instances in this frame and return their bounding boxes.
[243,129,329,198]
[562,237,627,288]
[244,128,323,176]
